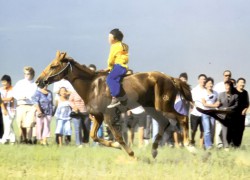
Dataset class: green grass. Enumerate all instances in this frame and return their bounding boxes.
[1,120,250,179]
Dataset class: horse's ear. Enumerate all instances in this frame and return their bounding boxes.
[60,52,67,59]
[56,50,61,58]
[58,52,67,63]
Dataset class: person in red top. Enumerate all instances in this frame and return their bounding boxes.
[69,91,90,147]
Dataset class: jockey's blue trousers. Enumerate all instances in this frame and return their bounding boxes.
[106,64,127,97]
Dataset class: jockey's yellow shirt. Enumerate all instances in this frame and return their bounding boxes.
[107,41,129,70]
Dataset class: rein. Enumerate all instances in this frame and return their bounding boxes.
[46,62,73,81]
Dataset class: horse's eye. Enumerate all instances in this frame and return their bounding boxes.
[50,64,58,69]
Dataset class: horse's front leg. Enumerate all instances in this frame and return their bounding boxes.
[89,114,121,149]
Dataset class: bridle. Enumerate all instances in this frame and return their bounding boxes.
[45,62,73,84]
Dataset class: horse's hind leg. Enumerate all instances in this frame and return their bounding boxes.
[89,114,121,149]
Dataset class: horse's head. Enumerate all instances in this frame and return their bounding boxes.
[36,51,72,87]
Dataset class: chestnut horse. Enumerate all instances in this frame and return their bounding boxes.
[36,51,192,158]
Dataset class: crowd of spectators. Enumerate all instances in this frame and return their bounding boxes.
[0,66,249,152]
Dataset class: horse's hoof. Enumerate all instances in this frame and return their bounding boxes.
[152,149,158,158]
[186,145,197,154]
[129,151,134,157]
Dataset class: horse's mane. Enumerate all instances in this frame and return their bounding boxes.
[66,57,97,79]
[70,57,133,79]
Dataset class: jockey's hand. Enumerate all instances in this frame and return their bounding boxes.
[100,68,110,72]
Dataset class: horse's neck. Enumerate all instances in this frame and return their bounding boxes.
[67,78,92,103]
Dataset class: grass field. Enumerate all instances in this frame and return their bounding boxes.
[0,120,250,180]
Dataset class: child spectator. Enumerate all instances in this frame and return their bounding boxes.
[0,75,16,144]
[54,87,72,146]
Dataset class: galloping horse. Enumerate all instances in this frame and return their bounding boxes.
[36,51,192,158]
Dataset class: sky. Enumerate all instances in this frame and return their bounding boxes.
[1,0,250,90]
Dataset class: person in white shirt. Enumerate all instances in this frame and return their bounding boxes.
[13,66,37,144]
[214,70,232,94]
[190,74,207,147]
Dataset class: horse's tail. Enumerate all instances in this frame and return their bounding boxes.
[172,78,193,102]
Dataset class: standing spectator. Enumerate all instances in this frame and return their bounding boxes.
[126,107,146,148]
[213,70,232,149]
[215,80,238,150]
[69,91,90,147]
[0,95,3,139]
[13,66,37,144]
[190,74,207,147]
[172,72,190,147]
[53,79,73,144]
[228,78,249,147]
[201,77,219,150]
[32,84,53,145]
[54,87,72,146]
[0,75,16,144]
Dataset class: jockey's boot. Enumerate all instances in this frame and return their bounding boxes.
[107,97,121,108]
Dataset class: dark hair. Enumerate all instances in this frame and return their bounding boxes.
[179,72,188,80]
[230,78,236,86]
[205,77,214,85]
[224,80,235,92]
[237,77,246,83]
[1,74,12,85]
[198,74,207,79]
[223,70,232,76]
[110,28,124,41]
[58,87,67,95]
